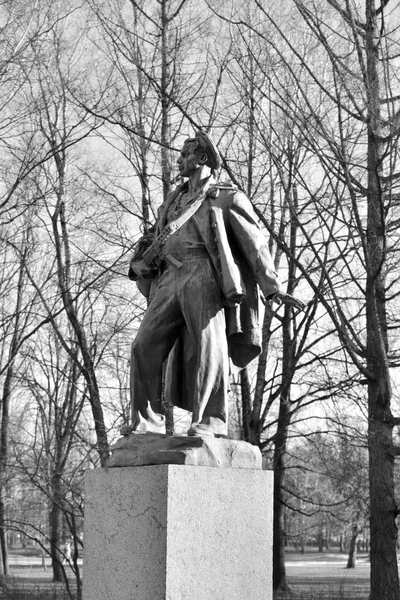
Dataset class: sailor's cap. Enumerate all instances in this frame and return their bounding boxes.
[193,130,222,171]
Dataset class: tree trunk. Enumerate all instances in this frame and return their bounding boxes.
[273,438,289,591]
[368,415,398,597]
[70,514,82,600]
[41,548,47,571]
[317,530,324,553]
[346,525,358,569]
[0,247,26,576]
[240,367,252,442]
[50,150,109,467]
[160,0,172,202]
[300,536,305,554]
[272,305,296,591]
[364,1,400,598]
[273,180,299,591]
[251,306,274,445]
[325,528,331,551]
[162,363,174,435]
[49,479,64,583]
[272,374,292,590]
[131,3,151,232]
[0,377,10,577]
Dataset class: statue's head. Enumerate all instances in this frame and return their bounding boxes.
[178,130,221,178]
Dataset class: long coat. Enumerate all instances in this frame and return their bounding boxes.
[130,180,281,414]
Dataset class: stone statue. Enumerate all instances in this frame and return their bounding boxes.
[127,130,303,439]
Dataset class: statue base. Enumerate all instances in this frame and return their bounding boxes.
[83,465,273,600]
[107,432,262,469]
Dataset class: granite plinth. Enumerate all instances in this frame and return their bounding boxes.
[107,432,262,469]
[84,465,273,600]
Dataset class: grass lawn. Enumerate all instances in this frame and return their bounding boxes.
[275,551,371,599]
[0,549,379,599]
[0,552,79,599]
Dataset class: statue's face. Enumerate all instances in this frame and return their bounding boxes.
[177,141,203,178]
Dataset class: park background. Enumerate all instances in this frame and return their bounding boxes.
[0,0,400,599]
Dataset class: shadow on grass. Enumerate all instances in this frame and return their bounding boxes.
[274,582,369,600]
[0,576,74,600]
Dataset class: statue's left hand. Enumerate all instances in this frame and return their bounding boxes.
[266,292,306,311]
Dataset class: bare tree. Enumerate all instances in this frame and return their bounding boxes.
[230,1,400,597]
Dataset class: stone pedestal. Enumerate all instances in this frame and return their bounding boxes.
[84,465,273,600]
[107,432,262,469]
